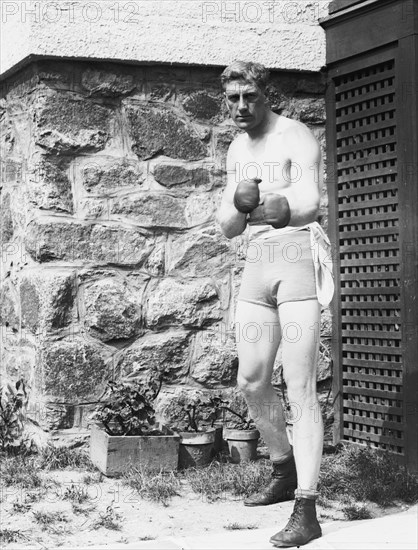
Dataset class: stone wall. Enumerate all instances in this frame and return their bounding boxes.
[0,59,332,440]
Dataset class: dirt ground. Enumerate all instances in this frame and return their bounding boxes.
[0,466,407,549]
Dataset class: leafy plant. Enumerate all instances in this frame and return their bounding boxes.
[173,393,255,432]
[93,504,123,530]
[210,396,255,430]
[0,379,28,451]
[93,375,163,436]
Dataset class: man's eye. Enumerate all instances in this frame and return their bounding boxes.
[227,95,239,102]
[245,94,258,102]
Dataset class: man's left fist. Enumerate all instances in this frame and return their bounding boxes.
[248,193,291,229]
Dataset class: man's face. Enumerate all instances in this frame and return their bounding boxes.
[224,80,267,131]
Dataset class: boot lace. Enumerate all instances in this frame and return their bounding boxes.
[284,499,304,532]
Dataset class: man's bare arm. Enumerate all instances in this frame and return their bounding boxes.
[217,140,248,239]
[278,124,322,226]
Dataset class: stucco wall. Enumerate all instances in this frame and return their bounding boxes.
[1,0,329,77]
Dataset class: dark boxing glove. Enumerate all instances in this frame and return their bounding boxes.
[248,193,291,229]
[233,178,262,213]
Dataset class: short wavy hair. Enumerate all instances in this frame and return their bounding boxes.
[220,61,270,91]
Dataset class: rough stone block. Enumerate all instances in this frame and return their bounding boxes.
[185,193,216,227]
[181,90,225,122]
[145,278,222,329]
[148,83,176,103]
[214,125,242,167]
[81,69,135,97]
[1,159,23,184]
[190,327,238,388]
[42,337,112,402]
[81,158,145,194]
[321,307,333,339]
[167,227,231,276]
[125,103,207,160]
[153,162,211,190]
[24,219,154,267]
[297,98,326,125]
[111,193,187,229]
[20,269,75,335]
[0,343,36,386]
[27,156,73,213]
[83,278,142,342]
[78,198,110,219]
[117,330,191,383]
[0,193,14,244]
[35,92,111,153]
[0,280,19,331]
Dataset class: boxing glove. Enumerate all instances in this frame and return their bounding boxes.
[233,178,262,213]
[248,193,291,229]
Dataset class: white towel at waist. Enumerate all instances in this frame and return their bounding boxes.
[248,221,335,307]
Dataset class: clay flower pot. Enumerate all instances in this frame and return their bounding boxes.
[223,427,260,463]
[178,428,216,468]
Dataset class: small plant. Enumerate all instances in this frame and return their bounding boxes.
[0,528,25,543]
[0,454,43,488]
[63,483,91,504]
[124,468,180,505]
[173,393,255,432]
[72,502,97,515]
[319,444,418,507]
[39,446,94,471]
[12,499,32,513]
[0,379,28,451]
[83,472,103,485]
[33,510,69,530]
[210,396,256,430]
[93,375,163,436]
[181,459,271,501]
[342,503,373,521]
[224,522,258,530]
[93,504,123,530]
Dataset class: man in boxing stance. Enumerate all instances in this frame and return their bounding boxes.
[218,61,333,547]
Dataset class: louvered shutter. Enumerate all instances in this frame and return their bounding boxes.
[321,0,418,470]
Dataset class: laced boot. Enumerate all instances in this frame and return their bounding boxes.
[244,456,297,507]
[270,496,322,547]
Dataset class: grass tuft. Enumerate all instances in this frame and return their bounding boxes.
[93,505,123,531]
[124,468,180,505]
[0,454,43,488]
[63,483,91,504]
[224,522,258,530]
[0,528,25,543]
[342,503,373,521]
[32,510,69,534]
[181,459,271,501]
[39,446,95,471]
[319,444,418,507]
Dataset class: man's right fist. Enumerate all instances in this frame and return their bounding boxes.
[233,178,262,213]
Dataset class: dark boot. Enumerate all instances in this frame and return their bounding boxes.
[244,456,297,507]
[270,497,322,547]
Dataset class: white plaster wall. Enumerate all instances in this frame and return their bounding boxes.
[1,0,329,76]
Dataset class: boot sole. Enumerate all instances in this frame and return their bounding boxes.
[244,488,296,507]
[244,495,294,507]
[269,531,322,548]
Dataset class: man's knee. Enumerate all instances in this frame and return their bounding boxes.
[237,371,269,397]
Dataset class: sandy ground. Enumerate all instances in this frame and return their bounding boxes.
[1,466,407,549]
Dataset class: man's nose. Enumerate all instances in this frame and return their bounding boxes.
[238,95,248,110]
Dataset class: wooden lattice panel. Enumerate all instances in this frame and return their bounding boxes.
[335,59,404,454]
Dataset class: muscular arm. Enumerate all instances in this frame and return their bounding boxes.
[217,139,248,239]
[278,124,322,226]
